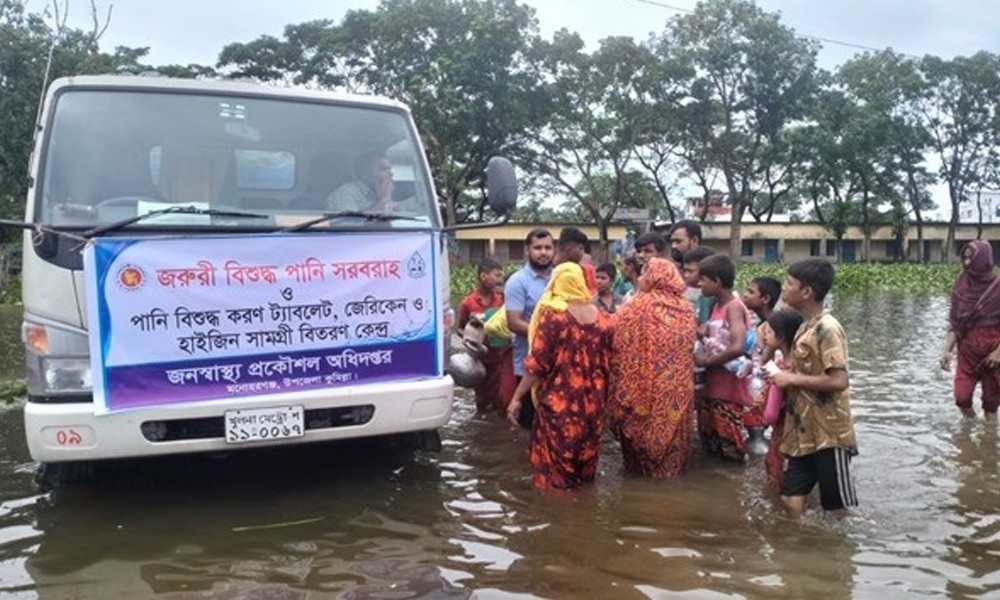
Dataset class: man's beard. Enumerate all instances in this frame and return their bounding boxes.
[670,248,684,263]
[528,256,551,271]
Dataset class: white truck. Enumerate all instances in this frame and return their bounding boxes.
[17,75,515,485]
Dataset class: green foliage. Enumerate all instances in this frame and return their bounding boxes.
[449,263,520,305]
[660,0,819,256]
[218,0,546,226]
[0,379,26,404]
[0,277,21,304]
[0,1,150,218]
[735,262,960,295]
[451,262,960,306]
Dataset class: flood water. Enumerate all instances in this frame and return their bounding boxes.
[1,294,998,599]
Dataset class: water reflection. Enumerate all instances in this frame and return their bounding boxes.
[943,423,1000,598]
[1,293,999,598]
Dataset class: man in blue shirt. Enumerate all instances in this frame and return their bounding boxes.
[505,228,554,428]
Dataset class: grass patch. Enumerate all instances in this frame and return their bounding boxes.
[0,379,26,404]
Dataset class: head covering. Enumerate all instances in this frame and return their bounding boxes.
[615,257,691,342]
[528,262,593,344]
[640,257,688,298]
[607,256,697,477]
[950,240,1000,335]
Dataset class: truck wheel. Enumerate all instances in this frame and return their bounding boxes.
[412,429,442,452]
[34,462,96,491]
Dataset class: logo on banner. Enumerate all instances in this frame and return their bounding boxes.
[116,265,146,291]
[407,251,427,279]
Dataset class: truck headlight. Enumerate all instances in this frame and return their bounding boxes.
[23,319,92,395]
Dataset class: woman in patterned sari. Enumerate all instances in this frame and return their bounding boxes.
[608,257,697,478]
[506,263,614,490]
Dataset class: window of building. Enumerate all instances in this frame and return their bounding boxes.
[809,240,821,256]
[825,240,837,256]
[508,240,524,262]
[886,240,902,260]
[741,239,753,257]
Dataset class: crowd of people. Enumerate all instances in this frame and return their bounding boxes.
[455,220,864,518]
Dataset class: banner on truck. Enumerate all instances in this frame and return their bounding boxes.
[84,232,440,413]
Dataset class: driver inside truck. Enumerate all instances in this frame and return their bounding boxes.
[157,146,227,204]
[326,150,396,212]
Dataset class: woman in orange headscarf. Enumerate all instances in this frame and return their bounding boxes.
[608,257,697,478]
[507,263,614,490]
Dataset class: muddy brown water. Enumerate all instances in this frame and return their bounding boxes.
[0,295,997,599]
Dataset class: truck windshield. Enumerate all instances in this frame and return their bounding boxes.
[36,89,437,230]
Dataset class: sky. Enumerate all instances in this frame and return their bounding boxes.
[43,0,1000,216]
[48,0,1000,70]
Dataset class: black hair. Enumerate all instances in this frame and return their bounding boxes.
[477,257,502,275]
[751,276,782,309]
[787,258,835,301]
[524,228,552,246]
[697,254,735,289]
[668,219,702,243]
[634,232,666,253]
[558,226,588,248]
[354,150,386,189]
[623,255,641,273]
[682,246,715,264]
[767,309,804,351]
[596,262,617,279]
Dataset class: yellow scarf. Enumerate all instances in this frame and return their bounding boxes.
[526,262,593,407]
[527,262,593,347]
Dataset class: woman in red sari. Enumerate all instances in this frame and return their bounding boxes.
[608,257,697,478]
[941,240,1000,417]
[506,263,614,490]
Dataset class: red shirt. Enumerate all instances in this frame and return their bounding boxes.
[458,289,504,330]
[581,262,598,296]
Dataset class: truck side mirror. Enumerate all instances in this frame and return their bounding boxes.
[486,157,517,215]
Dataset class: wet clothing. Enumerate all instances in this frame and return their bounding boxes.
[609,258,697,478]
[457,290,516,412]
[781,447,858,510]
[954,325,1000,413]
[949,240,1000,413]
[779,310,857,458]
[698,297,752,461]
[525,309,614,490]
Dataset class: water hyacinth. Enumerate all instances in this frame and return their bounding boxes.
[734,263,963,295]
[451,262,966,304]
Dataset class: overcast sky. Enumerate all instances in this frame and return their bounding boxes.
[44,0,1000,214]
[49,0,1000,69]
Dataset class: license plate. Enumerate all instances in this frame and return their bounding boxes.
[224,406,305,444]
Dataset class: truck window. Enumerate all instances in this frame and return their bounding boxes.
[38,90,436,229]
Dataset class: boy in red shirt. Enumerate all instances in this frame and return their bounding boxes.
[457,258,516,412]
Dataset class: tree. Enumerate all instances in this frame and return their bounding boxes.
[838,50,933,262]
[217,0,547,226]
[0,0,147,218]
[657,0,818,258]
[917,52,1000,262]
[525,33,654,261]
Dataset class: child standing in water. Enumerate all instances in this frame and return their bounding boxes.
[757,308,804,495]
[457,258,516,413]
[742,276,782,454]
[694,254,752,462]
[769,258,858,518]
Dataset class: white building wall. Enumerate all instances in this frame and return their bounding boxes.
[960,190,1000,224]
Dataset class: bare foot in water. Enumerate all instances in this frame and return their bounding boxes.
[961,407,976,418]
